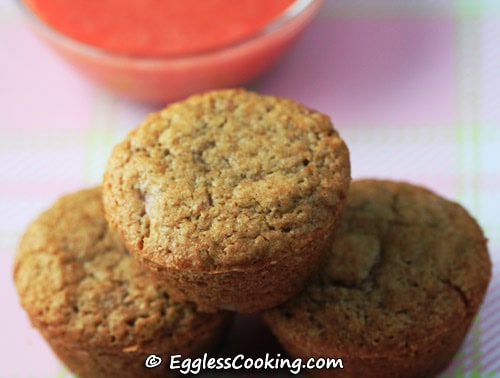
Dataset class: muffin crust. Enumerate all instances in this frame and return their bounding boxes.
[263,180,491,378]
[14,188,231,378]
[103,89,350,311]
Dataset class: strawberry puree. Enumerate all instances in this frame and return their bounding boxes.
[23,0,294,56]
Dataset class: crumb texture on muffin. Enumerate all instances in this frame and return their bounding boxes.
[14,187,231,378]
[263,180,491,377]
[103,89,350,272]
[15,188,213,346]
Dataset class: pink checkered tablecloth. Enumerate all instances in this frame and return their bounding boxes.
[1,1,499,377]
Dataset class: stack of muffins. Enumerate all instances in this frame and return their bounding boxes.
[14,89,491,378]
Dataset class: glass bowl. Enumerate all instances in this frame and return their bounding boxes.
[18,0,323,104]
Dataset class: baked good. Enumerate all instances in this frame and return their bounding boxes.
[263,179,491,378]
[14,187,232,378]
[102,88,351,312]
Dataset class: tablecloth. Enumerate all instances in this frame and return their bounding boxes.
[1,0,499,377]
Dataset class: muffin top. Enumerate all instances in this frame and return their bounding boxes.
[14,187,218,349]
[103,89,350,272]
[264,180,491,355]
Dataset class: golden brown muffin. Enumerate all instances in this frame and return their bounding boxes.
[14,187,232,378]
[263,179,491,378]
[102,88,351,312]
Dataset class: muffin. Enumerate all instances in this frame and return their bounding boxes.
[263,179,491,378]
[102,88,351,312]
[14,187,232,378]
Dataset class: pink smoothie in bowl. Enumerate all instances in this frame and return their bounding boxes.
[19,0,323,104]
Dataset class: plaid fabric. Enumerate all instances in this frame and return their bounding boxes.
[1,0,499,377]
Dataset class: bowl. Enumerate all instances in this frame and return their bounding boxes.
[18,0,323,104]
